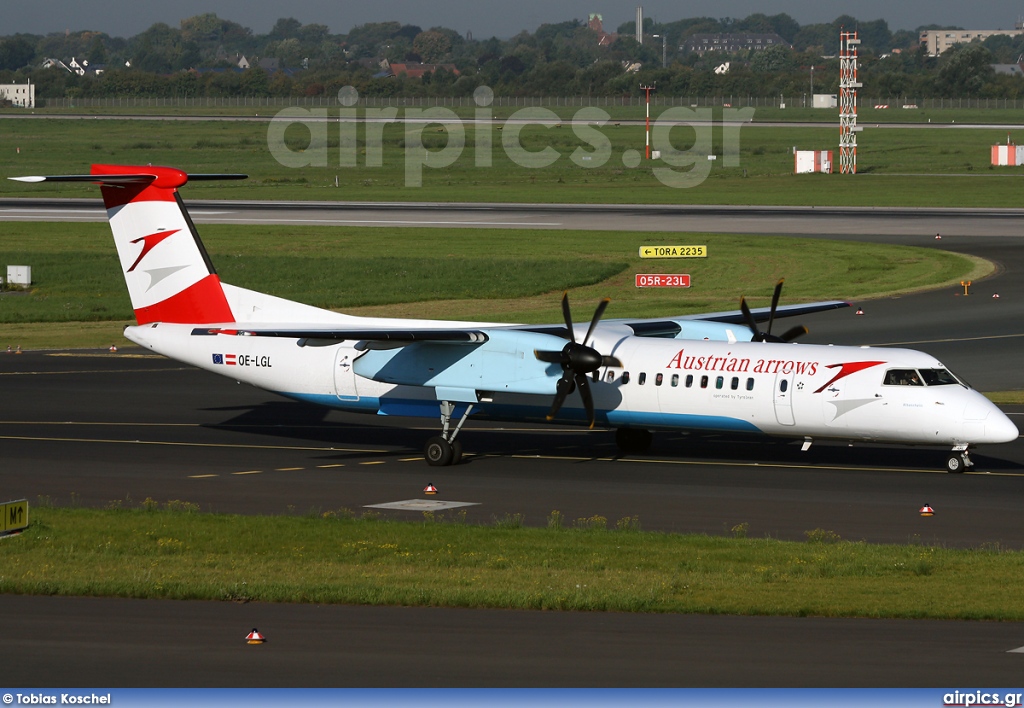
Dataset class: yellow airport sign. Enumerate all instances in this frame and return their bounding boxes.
[639,245,707,258]
[1,499,28,534]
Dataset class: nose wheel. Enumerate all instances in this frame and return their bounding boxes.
[945,447,973,474]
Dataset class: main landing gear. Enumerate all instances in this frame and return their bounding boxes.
[425,401,474,466]
[945,445,974,474]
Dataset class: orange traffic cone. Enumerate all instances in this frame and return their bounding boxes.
[423,483,438,495]
[919,504,934,517]
[246,628,266,644]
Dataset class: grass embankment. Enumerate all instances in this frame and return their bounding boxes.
[3,504,1022,620]
[0,223,984,349]
[3,118,1024,205]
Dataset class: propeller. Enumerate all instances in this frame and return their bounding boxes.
[739,279,809,343]
[534,292,623,428]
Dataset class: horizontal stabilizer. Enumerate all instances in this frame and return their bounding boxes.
[10,173,247,185]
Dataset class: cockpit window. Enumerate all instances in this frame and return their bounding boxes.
[920,368,962,386]
[883,369,923,386]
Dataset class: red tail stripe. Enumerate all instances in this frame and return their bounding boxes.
[132,274,234,325]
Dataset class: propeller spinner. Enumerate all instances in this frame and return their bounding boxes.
[739,279,809,343]
[534,293,622,428]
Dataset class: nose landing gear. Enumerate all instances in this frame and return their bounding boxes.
[945,445,973,474]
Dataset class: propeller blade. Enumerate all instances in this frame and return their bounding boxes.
[582,297,611,346]
[575,373,595,428]
[779,324,809,342]
[546,375,574,421]
[739,297,761,341]
[534,349,564,364]
[560,291,576,343]
[766,279,784,337]
[601,355,623,368]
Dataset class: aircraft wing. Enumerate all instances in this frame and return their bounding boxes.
[608,300,850,338]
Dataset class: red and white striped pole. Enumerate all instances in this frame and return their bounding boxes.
[640,84,655,159]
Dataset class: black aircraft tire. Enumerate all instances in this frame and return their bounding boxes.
[425,436,454,466]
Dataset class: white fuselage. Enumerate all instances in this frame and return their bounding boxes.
[125,323,1018,448]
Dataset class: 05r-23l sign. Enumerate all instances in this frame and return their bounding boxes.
[636,274,691,288]
[639,245,707,258]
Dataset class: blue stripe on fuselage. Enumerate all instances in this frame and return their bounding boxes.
[278,392,763,434]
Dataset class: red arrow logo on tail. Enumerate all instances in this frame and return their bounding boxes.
[127,229,180,272]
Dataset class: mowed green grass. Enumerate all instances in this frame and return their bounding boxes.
[4,505,1023,620]
[0,222,983,349]
[2,118,1024,205]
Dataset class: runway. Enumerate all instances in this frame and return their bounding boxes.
[3,198,1024,237]
[2,203,1024,686]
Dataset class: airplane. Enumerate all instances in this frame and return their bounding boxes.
[11,164,1019,473]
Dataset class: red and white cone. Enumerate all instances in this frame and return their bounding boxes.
[246,628,266,644]
[993,293,1000,299]
[423,483,438,495]
[919,504,934,517]
[935,233,941,240]
[109,345,118,353]
[855,308,864,316]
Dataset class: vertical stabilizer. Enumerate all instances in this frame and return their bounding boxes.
[90,164,235,325]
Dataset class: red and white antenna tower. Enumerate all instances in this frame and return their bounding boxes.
[839,30,861,174]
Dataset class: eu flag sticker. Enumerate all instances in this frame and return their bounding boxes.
[212,353,224,365]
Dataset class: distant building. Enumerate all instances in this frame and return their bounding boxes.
[588,14,618,47]
[0,82,34,108]
[920,28,1024,56]
[993,63,1024,76]
[388,62,460,79]
[684,33,789,55]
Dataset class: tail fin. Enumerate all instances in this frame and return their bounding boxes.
[13,165,246,325]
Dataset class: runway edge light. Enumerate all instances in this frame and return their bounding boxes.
[919,504,934,517]
[246,628,266,644]
[424,483,438,495]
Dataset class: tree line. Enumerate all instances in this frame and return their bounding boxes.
[0,12,1021,100]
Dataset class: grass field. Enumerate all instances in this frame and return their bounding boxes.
[0,223,984,349]
[3,117,1024,205]
[4,504,1023,620]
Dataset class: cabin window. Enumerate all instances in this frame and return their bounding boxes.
[622,372,630,385]
[746,377,754,391]
[605,371,615,382]
[884,369,923,386]
[655,373,664,386]
[715,376,724,389]
[639,372,647,385]
[685,374,694,388]
[700,375,709,389]
[730,376,739,390]
[671,374,679,387]
[779,379,789,393]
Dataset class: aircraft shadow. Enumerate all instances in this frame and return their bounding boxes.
[201,401,1024,472]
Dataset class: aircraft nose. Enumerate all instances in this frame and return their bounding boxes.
[985,408,1019,444]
